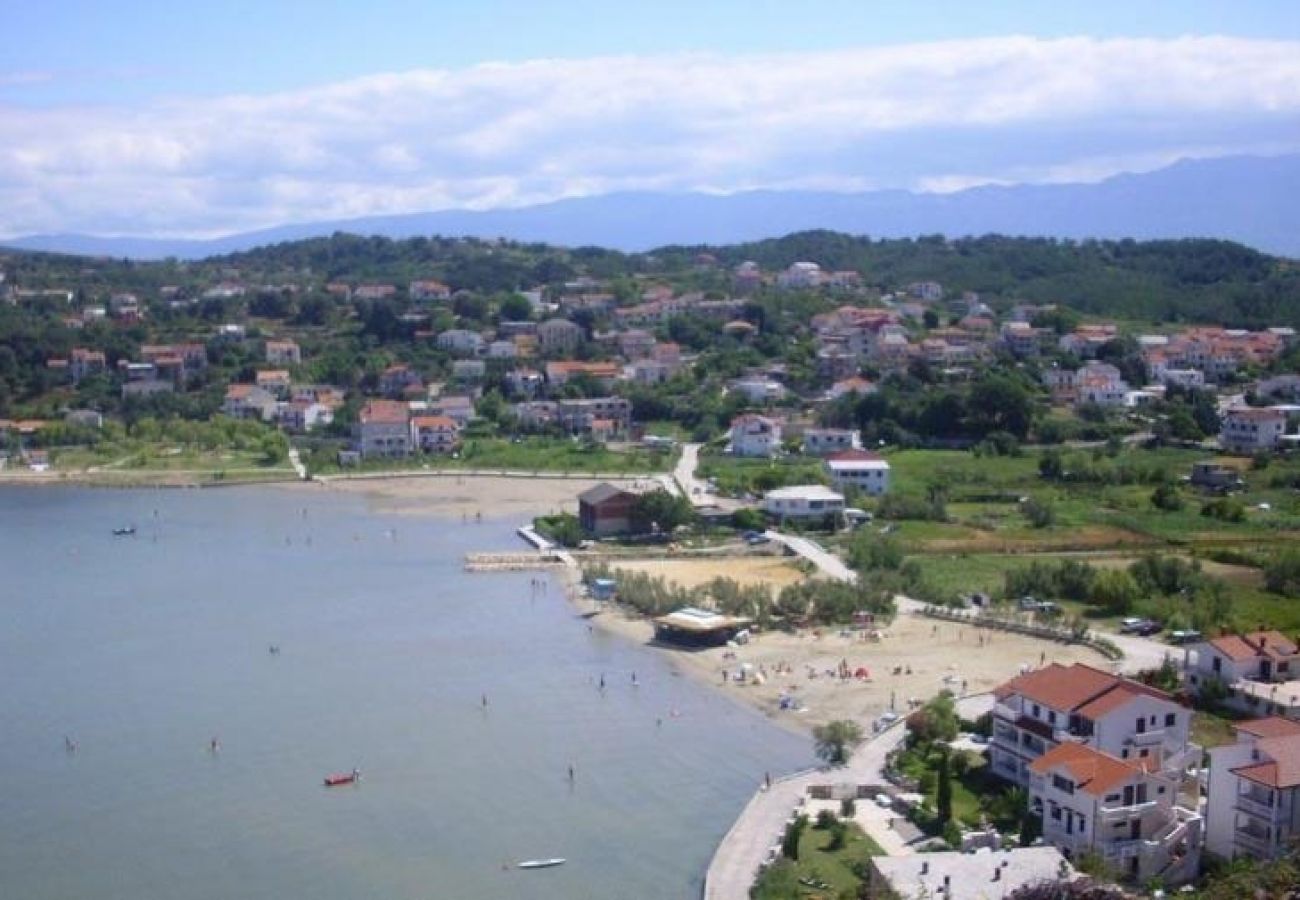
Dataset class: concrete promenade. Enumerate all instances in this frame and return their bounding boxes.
[702,694,994,900]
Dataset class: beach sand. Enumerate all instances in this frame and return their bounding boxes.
[609,557,808,591]
[288,473,663,520]
[569,578,1110,736]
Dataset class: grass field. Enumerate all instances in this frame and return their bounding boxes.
[751,820,884,900]
[309,436,678,476]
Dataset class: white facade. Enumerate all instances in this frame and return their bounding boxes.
[729,376,786,404]
[1220,407,1288,452]
[824,455,891,495]
[729,415,782,458]
[802,428,861,456]
[762,485,844,520]
[1205,719,1300,861]
[436,329,485,356]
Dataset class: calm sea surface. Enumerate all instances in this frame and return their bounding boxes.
[0,486,810,900]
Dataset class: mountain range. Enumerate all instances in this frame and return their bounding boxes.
[4,154,1298,260]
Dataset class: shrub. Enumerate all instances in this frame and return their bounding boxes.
[840,797,856,819]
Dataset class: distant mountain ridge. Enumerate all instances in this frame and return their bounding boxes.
[5,153,1299,260]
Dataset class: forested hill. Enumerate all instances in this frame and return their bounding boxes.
[4,231,1299,328]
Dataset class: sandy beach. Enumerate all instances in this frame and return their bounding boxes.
[569,565,1110,735]
[288,472,663,519]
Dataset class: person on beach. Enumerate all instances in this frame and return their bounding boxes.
[209,737,220,753]
[482,694,489,709]
[567,764,575,782]
[64,735,76,753]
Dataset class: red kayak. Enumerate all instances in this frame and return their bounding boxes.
[324,768,360,787]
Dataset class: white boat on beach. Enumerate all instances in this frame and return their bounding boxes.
[517,858,565,869]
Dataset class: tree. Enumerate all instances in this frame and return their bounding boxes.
[1089,569,1139,616]
[498,293,533,321]
[812,720,864,767]
[630,489,694,533]
[905,692,959,746]
[935,746,953,824]
[780,813,808,860]
[1021,496,1055,528]
[1150,482,1184,511]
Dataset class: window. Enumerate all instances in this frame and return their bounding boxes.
[1165,713,1176,728]
[1121,748,1130,759]
[1052,774,1075,795]
[1212,656,1222,674]
[1050,803,1062,821]
[1032,704,1040,717]
[1048,711,1057,725]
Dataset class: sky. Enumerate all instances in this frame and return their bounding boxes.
[2,0,1299,237]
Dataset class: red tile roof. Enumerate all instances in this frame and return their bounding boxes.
[1236,717,1300,740]
[1208,631,1299,662]
[996,663,1171,717]
[1233,734,1300,789]
[1029,743,1143,797]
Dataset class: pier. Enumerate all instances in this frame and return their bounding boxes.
[463,551,571,572]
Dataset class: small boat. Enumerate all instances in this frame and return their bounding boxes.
[112,526,136,536]
[323,768,360,787]
[517,858,565,869]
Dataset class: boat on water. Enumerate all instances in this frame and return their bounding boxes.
[112,526,136,536]
[517,858,565,869]
[323,768,360,787]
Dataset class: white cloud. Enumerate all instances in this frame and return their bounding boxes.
[2,36,1299,237]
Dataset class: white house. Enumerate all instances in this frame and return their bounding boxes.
[356,400,411,458]
[869,847,1074,900]
[264,339,301,366]
[990,663,1195,789]
[1205,716,1300,861]
[802,427,861,456]
[762,485,844,521]
[1185,631,1300,719]
[1220,407,1288,453]
[410,415,461,454]
[729,375,786,404]
[729,414,782,458]
[1029,742,1202,883]
[537,318,583,354]
[776,261,822,289]
[823,449,891,496]
[436,329,485,356]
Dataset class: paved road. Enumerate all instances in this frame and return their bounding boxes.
[764,531,858,582]
[673,442,713,507]
[703,694,993,900]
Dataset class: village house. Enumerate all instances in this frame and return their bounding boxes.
[486,340,518,359]
[379,364,424,398]
[776,261,822,289]
[544,360,621,389]
[762,484,844,521]
[353,284,397,300]
[427,395,476,428]
[222,384,279,421]
[435,329,485,356]
[828,375,876,400]
[1205,716,1300,861]
[823,449,891,496]
[802,427,862,456]
[356,400,411,458]
[506,368,545,397]
[121,379,173,399]
[990,663,1195,789]
[275,399,333,433]
[109,293,141,321]
[1000,321,1046,358]
[868,847,1074,900]
[578,483,639,537]
[732,261,763,293]
[1028,742,1202,883]
[408,279,451,302]
[411,415,461,454]
[556,398,632,435]
[69,348,107,383]
[537,318,584,354]
[729,374,786,404]
[512,400,557,430]
[1060,324,1119,358]
[254,369,293,398]
[1220,407,1289,453]
[729,414,782,458]
[1189,460,1242,491]
[616,329,656,360]
[451,359,487,381]
[265,339,302,366]
[1184,631,1300,719]
[907,281,944,301]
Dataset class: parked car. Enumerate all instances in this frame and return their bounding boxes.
[1036,601,1062,616]
[742,530,770,545]
[1119,617,1145,634]
[1168,629,1203,645]
[1018,596,1042,611]
[1135,620,1163,636]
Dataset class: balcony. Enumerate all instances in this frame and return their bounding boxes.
[1236,792,1278,821]
[1127,728,1166,746]
[994,701,1021,721]
[1098,799,1157,822]
[1234,825,1274,858]
[1051,728,1088,744]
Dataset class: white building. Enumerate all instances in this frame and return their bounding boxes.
[1220,407,1288,453]
[537,318,583,354]
[990,663,1194,789]
[802,427,861,456]
[1185,631,1300,719]
[436,329,485,356]
[1029,742,1202,883]
[355,400,411,458]
[729,375,786,404]
[1205,716,1300,861]
[869,847,1074,900]
[729,414,782,458]
[762,485,844,520]
[823,449,890,496]
[776,261,822,289]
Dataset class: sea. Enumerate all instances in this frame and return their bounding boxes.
[0,485,811,900]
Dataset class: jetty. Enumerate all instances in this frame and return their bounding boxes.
[463,551,571,572]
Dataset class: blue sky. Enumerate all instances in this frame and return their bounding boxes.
[2,1,1298,235]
